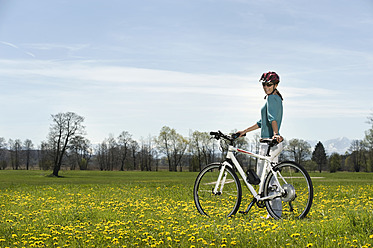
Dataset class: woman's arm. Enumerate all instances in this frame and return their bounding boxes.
[238,123,259,137]
[271,120,283,142]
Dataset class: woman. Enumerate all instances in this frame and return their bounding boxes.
[237,71,284,218]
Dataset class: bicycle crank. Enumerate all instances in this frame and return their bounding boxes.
[256,200,266,208]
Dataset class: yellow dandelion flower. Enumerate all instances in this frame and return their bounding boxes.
[290,233,300,238]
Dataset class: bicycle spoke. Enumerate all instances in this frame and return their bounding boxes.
[194,164,242,217]
[264,162,313,219]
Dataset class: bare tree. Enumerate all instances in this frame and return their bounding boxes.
[138,135,157,171]
[348,140,365,172]
[364,112,373,171]
[24,139,34,170]
[286,139,311,165]
[47,112,86,177]
[96,140,109,171]
[0,138,7,170]
[117,131,132,171]
[8,139,22,170]
[189,131,207,171]
[130,140,139,170]
[68,136,92,170]
[156,126,188,171]
[189,130,221,171]
[39,141,53,170]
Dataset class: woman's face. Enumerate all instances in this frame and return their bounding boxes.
[262,83,277,95]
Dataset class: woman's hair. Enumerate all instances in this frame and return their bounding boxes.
[275,88,283,101]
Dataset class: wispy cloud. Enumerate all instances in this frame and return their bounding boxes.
[0,41,36,58]
[0,58,365,120]
[1,41,18,49]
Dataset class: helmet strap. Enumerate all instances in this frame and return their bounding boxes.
[270,88,277,95]
[264,87,277,99]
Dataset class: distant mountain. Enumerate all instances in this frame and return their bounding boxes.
[307,137,352,155]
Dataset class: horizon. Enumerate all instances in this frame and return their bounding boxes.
[1,0,372,145]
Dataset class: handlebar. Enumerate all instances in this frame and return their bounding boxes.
[210,131,233,141]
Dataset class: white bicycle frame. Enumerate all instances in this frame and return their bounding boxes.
[213,143,287,201]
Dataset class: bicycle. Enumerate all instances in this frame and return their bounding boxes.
[193,131,313,219]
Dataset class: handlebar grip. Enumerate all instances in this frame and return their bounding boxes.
[232,132,246,139]
[231,133,240,139]
[210,131,222,140]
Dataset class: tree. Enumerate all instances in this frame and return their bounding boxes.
[156,126,188,172]
[249,133,261,168]
[329,153,341,173]
[0,138,7,170]
[96,140,109,171]
[138,136,156,171]
[348,139,365,172]
[189,131,215,172]
[312,141,327,173]
[286,139,311,165]
[130,140,139,170]
[39,141,53,170]
[47,112,86,177]
[364,112,373,172]
[96,135,118,171]
[117,131,132,171]
[23,139,34,170]
[9,139,22,170]
[68,136,92,170]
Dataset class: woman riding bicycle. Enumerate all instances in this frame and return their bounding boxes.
[237,71,284,218]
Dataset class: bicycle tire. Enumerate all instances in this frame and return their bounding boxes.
[263,161,313,220]
[193,163,242,217]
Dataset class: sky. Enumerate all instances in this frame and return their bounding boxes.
[0,0,373,146]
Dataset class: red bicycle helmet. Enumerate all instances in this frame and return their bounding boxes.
[259,71,280,84]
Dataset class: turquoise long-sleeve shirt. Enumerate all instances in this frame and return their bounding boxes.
[257,94,283,138]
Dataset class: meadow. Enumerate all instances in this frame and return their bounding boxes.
[0,170,372,248]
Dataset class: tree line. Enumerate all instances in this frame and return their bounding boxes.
[0,112,372,175]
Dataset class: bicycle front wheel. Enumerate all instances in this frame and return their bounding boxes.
[264,161,313,220]
[193,163,242,217]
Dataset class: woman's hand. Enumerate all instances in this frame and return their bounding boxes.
[236,131,246,138]
[273,134,283,143]
[238,124,260,138]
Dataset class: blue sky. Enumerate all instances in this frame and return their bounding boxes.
[0,0,372,145]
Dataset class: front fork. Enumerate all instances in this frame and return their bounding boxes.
[213,163,228,195]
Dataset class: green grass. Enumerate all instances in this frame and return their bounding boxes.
[0,170,372,247]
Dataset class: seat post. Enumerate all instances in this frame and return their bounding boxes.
[266,145,271,156]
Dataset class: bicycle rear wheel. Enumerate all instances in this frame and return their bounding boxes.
[264,161,313,220]
[193,163,242,217]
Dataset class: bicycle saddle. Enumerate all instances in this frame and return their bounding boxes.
[259,138,279,146]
